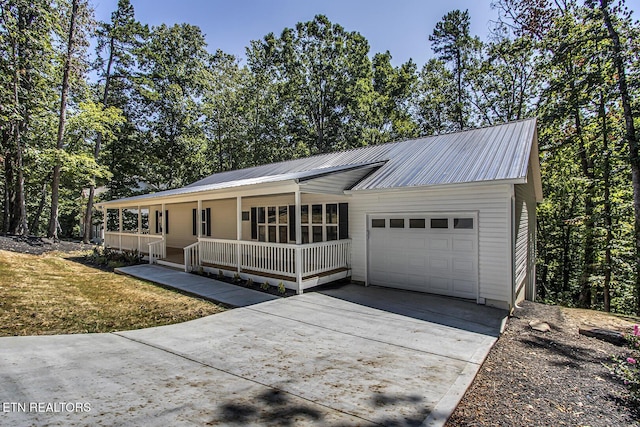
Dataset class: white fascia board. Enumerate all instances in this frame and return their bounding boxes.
[97,180,300,209]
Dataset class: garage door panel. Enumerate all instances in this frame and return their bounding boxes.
[407,255,426,268]
[428,257,450,272]
[453,279,476,298]
[428,276,451,292]
[406,237,427,249]
[428,238,450,251]
[452,238,474,252]
[368,213,477,300]
[452,258,474,274]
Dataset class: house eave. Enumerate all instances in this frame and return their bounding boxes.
[343,178,526,195]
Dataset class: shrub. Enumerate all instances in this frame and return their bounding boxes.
[278,282,286,294]
[608,325,640,402]
[86,246,143,269]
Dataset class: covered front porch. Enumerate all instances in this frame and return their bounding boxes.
[99,175,360,294]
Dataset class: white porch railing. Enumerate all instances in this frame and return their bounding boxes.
[184,242,200,272]
[301,240,351,276]
[104,231,162,254]
[238,240,297,276]
[197,238,351,279]
[148,239,166,264]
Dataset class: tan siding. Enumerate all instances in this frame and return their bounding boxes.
[350,184,511,305]
[203,199,237,240]
[165,202,197,249]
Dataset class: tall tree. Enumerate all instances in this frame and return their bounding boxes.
[0,0,57,235]
[48,0,90,239]
[135,23,210,190]
[594,0,640,314]
[429,9,481,130]
[261,15,374,153]
[82,0,145,243]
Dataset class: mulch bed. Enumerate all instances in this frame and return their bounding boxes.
[447,301,639,426]
[0,234,95,255]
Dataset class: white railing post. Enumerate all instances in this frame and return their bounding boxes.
[236,196,242,274]
[295,246,303,294]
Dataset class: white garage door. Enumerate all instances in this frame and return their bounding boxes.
[368,213,478,300]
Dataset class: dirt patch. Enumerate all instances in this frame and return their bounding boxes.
[0,234,95,255]
[447,301,639,426]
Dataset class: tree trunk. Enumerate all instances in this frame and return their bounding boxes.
[30,176,49,234]
[600,91,612,312]
[48,0,79,239]
[599,0,640,315]
[82,35,114,244]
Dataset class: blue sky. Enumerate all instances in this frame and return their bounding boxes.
[92,0,640,68]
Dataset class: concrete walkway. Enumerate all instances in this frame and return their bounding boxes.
[0,284,506,426]
[115,264,279,307]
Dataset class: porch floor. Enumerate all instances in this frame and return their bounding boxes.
[161,247,185,264]
[115,264,279,307]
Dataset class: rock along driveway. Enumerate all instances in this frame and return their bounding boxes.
[0,284,506,426]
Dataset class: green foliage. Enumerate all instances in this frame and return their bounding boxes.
[607,325,640,402]
[277,282,286,294]
[260,281,270,291]
[86,246,143,268]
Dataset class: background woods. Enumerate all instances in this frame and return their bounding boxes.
[1,0,640,315]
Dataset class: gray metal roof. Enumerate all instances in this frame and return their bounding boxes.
[101,118,537,205]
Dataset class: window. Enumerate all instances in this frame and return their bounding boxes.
[409,218,425,228]
[326,226,338,241]
[268,207,276,224]
[390,218,405,228]
[326,204,338,224]
[371,219,386,228]
[254,205,289,242]
[430,218,448,229]
[312,226,323,243]
[251,202,347,243]
[312,204,323,224]
[454,218,474,229]
[242,211,250,221]
[278,206,287,224]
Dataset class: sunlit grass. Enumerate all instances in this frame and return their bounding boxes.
[0,250,225,336]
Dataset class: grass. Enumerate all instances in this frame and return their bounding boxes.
[0,250,225,336]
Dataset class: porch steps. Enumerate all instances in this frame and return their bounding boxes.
[115,264,280,307]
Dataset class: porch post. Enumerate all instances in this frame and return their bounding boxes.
[137,205,141,252]
[118,207,123,251]
[236,196,242,274]
[161,202,166,259]
[295,189,303,294]
[101,206,106,247]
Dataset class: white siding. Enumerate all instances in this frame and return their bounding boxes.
[349,184,512,307]
[514,166,537,302]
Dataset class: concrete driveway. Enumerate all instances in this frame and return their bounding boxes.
[0,284,506,426]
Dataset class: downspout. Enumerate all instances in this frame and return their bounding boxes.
[509,186,516,314]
